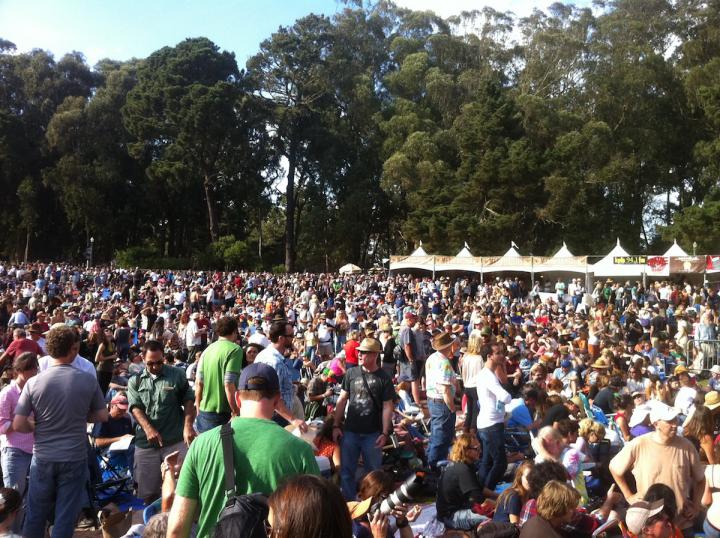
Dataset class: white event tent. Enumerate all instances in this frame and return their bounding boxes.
[534,242,588,274]
[437,243,483,273]
[388,242,438,272]
[663,240,689,257]
[591,239,645,278]
[483,243,534,273]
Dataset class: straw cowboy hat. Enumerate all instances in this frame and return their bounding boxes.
[590,358,609,369]
[705,391,720,411]
[347,497,372,519]
[356,338,382,353]
[432,332,454,351]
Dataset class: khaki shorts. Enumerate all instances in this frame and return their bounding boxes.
[134,440,187,500]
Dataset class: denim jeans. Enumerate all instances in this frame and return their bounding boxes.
[704,519,720,538]
[335,334,347,354]
[443,509,488,530]
[24,458,89,538]
[427,399,456,469]
[2,447,32,533]
[340,430,383,500]
[478,422,506,490]
[2,447,32,493]
[196,410,231,433]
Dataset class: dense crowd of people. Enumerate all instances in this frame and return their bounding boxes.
[0,262,719,537]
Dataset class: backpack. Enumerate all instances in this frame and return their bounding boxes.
[475,521,520,538]
[393,342,404,363]
[213,422,269,538]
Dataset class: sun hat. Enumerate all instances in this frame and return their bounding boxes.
[347,497,372,519]
[705,391,720,411]
[356,338,382,353]
[628,405,652,428]
[432,332,454,351]
[590,358,609,369]
[712,365,720,375]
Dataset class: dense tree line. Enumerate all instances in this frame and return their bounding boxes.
[1,0,720,271]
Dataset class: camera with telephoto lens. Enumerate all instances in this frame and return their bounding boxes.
[370,472,425,516]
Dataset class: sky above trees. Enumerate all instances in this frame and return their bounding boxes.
[0,0,591,66]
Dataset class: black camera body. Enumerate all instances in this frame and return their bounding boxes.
[370,471,424,516]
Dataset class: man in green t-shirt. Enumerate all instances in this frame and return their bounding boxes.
[195,316,243,433]
[167,363,320,538]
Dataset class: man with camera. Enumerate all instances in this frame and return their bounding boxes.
[333,337,395,500]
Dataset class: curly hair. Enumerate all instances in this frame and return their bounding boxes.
[527,460,569,499]
[45,326,77,359]
[449,432,479,465]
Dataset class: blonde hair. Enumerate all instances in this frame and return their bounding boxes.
[578,418,605,439]
[537,480,580,520]
[466,329,484,355]
[449,433,477,465]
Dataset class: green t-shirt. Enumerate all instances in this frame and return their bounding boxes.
[175,417,320,538]
[198,339,243,414]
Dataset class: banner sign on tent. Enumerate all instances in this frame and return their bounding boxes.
[613,256,647,265]
[646,256,668,275]
[670,256,704,273]
[707,256,720,272]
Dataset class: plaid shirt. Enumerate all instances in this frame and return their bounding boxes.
[520,499,599,537]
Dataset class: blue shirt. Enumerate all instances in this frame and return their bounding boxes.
[255,346,295,410]
[507,401,533,429]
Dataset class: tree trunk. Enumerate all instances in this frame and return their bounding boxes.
[285,138,299,273]
[204,175,219,243]
[258,211,263,261]
[23,227,30,263]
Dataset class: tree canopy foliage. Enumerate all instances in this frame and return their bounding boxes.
[1,0,720,269]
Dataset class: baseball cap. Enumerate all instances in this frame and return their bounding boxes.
[238,363,279,392]
[625,500,665,534]
[561,359,572,369]
[649,403,679,424]
[248,332,270,348]
[110,393,129,410]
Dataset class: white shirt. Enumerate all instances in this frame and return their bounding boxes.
[38,354,96,377]
[476,368,511,429]
[625,377,650,395]
[674,386,697,415]
[185,319,201,347]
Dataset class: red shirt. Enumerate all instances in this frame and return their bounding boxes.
[5,338,42,360]
[196,318,210,345]
[344,339,360,366]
